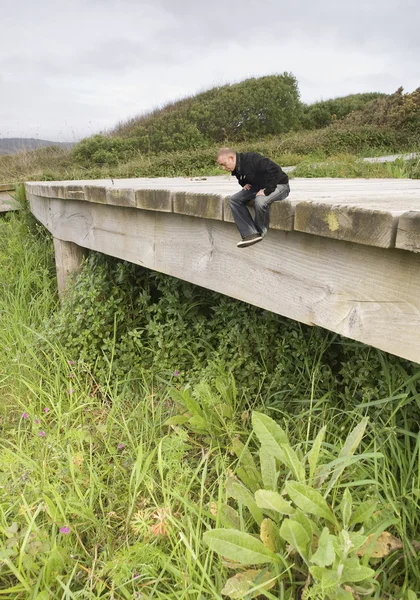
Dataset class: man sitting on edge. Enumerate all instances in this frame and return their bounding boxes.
[217,148,290,248]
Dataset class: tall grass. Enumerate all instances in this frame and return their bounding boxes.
[0,208,419,597]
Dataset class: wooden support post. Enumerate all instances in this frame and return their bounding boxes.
[53,237,87,296]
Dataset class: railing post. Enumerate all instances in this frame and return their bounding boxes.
[53,238,87,296]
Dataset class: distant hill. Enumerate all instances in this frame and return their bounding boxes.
[0,138,74,156]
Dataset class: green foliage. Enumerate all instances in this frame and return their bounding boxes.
[341,87,420,135]
[164,375,244,446]
[302,93,385,129]
[72,134,139,165]
[204,413,388,599]
[90,74,302,154]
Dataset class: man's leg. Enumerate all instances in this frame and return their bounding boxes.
[253,183,290,237]
[229,187,260,239]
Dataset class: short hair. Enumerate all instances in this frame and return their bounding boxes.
[217,147,235,158]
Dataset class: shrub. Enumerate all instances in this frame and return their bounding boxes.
[112,74,302,152]
[72,134,139,165]
[302,92,385,129]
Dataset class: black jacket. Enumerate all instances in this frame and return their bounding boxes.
[233,152,289,196]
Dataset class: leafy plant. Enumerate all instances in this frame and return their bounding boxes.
[204,412,396,599]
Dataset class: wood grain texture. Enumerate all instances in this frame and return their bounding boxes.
[28,192,420,363]
[396,211,420,253]
[294,202,396,248]
[0,183,15,192]
[53,237,88,295]
[174,192,223,220]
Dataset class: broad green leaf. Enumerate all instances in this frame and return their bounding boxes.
[311,527,335,567]
[226,474,264,525]
[285,481,336,524]
[252,412,289,452]
[163,415,190,427]
[279,443,305,482]
[170,388,203,418]
[335,589,354,600]
[310,566,340,588]
[279,519,310,561]
[407,591,418,600]
[349,500,377,527]
[219,504,241,530]
[307,425,326,481]
[340,488,352,529]
[188,415,208,432]
[204,529,280,565]
[255,490,295,515]
[292,510,320,539]
[325,418,369,495]
[221,569,276,599]
[252,413,304,480]
[232,438,261,493]
[260,447,277,491]
[260,518,283,552]
[348,531,368,552]
[340,557,375,583]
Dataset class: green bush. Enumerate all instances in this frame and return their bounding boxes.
[302,92,384,129]
[72,134,139,165]
[110,74,302,152]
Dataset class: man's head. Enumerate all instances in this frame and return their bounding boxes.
[217,148,236,172]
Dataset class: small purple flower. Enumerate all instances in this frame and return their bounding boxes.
[59,526,70,534]
[35,419,40,424]
[5,347,10,351]
[173,370,179,376]
[67,389,74,395]
[43,407,49,413]
[68,360,74,365]
[39,431,45,437]
[22,412,29,420]
[69,373,74,379]
[118,443,124,450]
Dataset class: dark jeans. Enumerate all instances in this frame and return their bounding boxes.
[229,183,290,238]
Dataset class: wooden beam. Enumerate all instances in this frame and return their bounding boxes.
[53,237,87,296]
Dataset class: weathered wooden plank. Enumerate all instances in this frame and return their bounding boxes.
[28,192,420,363]
[396,211,420,253]
[294,202,396,248]
[0,191,17,213]
[136,189,172,212]
[0,183,15,192]
[174,192,223,220]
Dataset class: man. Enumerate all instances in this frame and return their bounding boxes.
[217,148,290,248]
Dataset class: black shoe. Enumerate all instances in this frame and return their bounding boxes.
[237,233,263,248]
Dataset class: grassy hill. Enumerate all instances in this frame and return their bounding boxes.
[0,76,419,183]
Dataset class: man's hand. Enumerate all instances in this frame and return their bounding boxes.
[243,184,252,190]
[256,189,265,196]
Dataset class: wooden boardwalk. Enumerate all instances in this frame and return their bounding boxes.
[26,176,420,363]
[0,184,16,213]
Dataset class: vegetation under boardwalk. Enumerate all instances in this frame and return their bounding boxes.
[26,176,420,363]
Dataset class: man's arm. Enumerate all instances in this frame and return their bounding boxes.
[259,156,282,196]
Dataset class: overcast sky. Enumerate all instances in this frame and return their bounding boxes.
[1,0,419,142]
